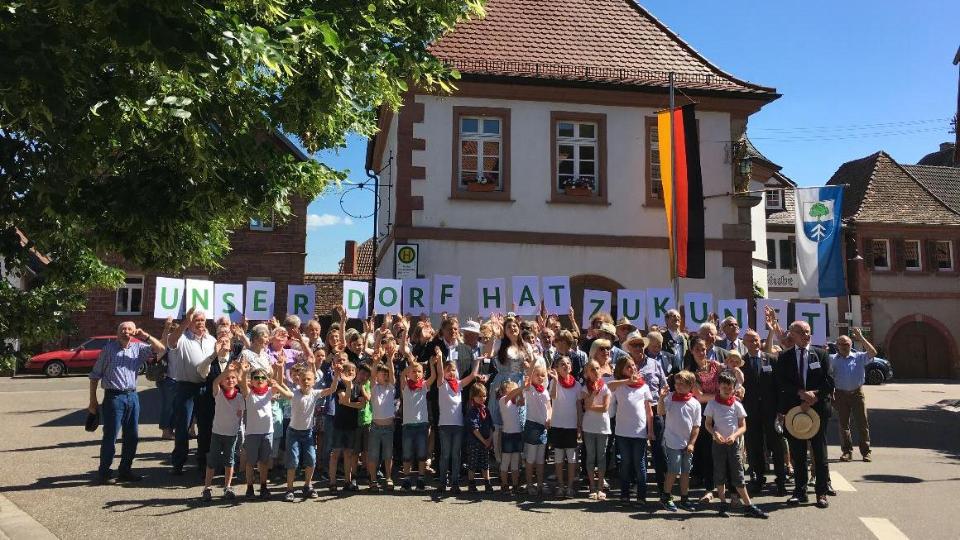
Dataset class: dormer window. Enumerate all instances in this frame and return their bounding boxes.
[765,189,783,210]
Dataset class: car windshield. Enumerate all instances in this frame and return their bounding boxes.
[83,338,111,350]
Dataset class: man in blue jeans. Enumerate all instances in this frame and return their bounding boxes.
[88,321,166,484]
[165,307,216,476]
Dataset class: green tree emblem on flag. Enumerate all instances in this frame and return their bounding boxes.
[807,201,829,240]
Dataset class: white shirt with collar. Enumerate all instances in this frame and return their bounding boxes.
[169,330,216,384]
[794,346,817,387]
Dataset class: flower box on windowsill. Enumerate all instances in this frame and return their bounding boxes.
[564,186,594,197]
[466,182,497,192]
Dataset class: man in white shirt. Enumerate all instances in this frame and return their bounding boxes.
[165,307,217,476]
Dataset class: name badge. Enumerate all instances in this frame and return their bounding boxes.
[809,361,821,370]
[483,358,491,364]
[762,365,773,373]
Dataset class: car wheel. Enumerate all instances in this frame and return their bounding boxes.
[44,360,66,378]
[866,368,884,385]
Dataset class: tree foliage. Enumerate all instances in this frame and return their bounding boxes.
[0,0,484,354]
[809,201,829,220]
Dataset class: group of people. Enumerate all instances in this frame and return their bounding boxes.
[88,301,877,518]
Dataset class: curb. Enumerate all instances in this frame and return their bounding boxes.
[0,493,58,540]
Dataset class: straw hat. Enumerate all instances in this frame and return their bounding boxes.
[615,317,637,332]
[623,331,649,349]
[598,323,618,337]
[785,406,821,440]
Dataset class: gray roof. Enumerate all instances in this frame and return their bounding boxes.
[901,165,960,215]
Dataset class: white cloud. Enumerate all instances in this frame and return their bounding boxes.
[307,213,354,228]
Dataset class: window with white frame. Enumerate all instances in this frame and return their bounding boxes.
[556,121,598,193]
[904,240,922,271]
[250,213,274,231]
[935,241,954,271]
[458,117,502,190]
[872,239,890,270]
[115,275,144,315]
[648,122,662,200]
[765,189,783,210]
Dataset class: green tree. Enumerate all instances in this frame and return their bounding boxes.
[809,201,829,220]
[0,0,483,360]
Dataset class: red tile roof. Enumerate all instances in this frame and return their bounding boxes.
[827,151,960,226]
[305,238,376,316]
[338,237,375,275]
[429,0,777,96]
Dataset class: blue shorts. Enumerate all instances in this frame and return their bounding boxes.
[501,431,523,454]
[402,423,428,462]
[332,427,360,452]
[207,433,238,469]
[522,421,547,446]
[368,424,395,464]
[286,427,316,470]
[245,433,273,464]
[665,445,693,475]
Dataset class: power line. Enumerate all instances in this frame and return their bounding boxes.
[752,117,951,133]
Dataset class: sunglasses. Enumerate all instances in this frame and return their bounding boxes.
[599,346,611,352]
[252,376,268,381]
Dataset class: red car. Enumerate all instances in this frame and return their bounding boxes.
[25,336,143,377]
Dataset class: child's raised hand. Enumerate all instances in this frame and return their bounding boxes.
[547,368,557,380]
[433,346,442,360]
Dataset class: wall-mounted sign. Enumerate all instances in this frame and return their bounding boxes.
[767,270,798,289]
[395,243,419,279]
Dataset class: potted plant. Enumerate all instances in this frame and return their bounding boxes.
[562,176,595,197]
[466,174,498,192]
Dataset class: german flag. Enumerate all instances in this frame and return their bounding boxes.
[657,104,705,279]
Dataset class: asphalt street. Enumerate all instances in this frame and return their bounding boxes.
[0,376,957,539]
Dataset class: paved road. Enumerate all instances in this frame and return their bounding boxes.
[1,375,957,539]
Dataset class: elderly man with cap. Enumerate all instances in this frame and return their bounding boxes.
[716,316,748,356]
[623,331,670,496]
[776,320,834,508]
[614,317,636,344]
[830,327,876,463]
[88,321,166,483]
[644,331,682,385]
[460,319,490,381]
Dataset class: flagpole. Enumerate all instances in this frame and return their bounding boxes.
[669,72,680,310]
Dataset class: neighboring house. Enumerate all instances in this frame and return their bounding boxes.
[71,134,310,343]
[305,238,374,323]
[828,150,960,379]
[366,0,779,320]
[757,139,842,341]
[917,142,956,167]
[2,230,50,353]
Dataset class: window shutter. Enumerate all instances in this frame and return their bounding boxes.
[862,236,874,270]
[892,238,906,272]
[924,240,937,274]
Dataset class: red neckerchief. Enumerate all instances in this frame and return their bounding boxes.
[715,394,736,406]
[671,392,693,402]
[627,376,646,388]
[407,377,424,391]
[587,378,605,394]
[558,374,575,389]
[475,403,488,420]
[445,376,459,393]
[532,383,545,393]
[222,387,239,400]
[250,384,270,396]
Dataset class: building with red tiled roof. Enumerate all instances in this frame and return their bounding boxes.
[306,238,375,316]
[367,0,779,321]
[827,150,960,379]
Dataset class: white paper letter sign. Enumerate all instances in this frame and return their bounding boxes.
[375,279,402,314]
[402,278,430,317]
[717,299,748,336]
[432,275,461,315]
[245,281,276,321]
[582,289,612,328]
[541,276,571,315]
[214,283,244,322]
[756,298,788,335]
[287,284,316,320]
[477,278,506,317]
[617,289,646,328]
[795,302,828,346]
[511,276,540,316]
[154,277,185,319]
[342,280,368,319]
[684,292,714,328]
[646,288,676,327]
[185,279,215,318]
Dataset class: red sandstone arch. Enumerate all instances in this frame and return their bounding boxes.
[884,314,959,379]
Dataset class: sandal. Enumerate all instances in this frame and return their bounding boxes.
[597,491,607,501]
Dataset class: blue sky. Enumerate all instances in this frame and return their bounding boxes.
[304,0,959,272]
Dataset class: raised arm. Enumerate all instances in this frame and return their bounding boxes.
[568,305,581,339]
[424,346,441,386]
[851,327,877,359]
[460,357,480,387]
[166,308,193,348]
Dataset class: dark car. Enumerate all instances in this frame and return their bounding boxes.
[24,336,142,377]
[825,342,894,385]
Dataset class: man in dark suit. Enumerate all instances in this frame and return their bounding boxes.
[716,316,749,356]
[741,329,787,496]
[661,309,688,363]
[644,331,681,380]
[697,322,728,364]
[775,320,834,509]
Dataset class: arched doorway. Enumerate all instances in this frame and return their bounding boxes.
[569,274,624,325]
[886,316,956,379]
